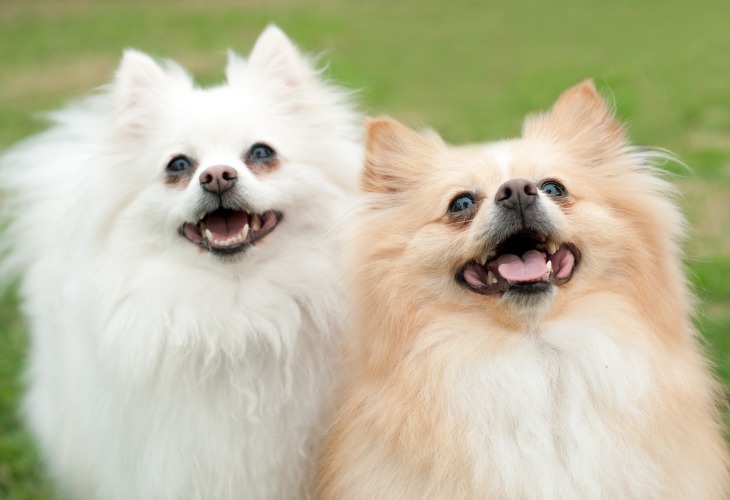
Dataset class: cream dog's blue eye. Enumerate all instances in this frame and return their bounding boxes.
[166,155,192,173]
[249,143,275,161]
[450,194,475,213]
[540,180,567,197]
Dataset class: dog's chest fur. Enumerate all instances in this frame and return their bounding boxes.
[23,252,344,500]
[444,319,663,498]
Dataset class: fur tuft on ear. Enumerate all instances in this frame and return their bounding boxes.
[362,117,438,194]
[112,50,191,136]
[522,79,627,163]
[238,24,315,88]
[224,49,247,83]
[113,50,191,109]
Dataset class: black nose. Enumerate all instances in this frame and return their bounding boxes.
[199,165,238,194]
[495,178,538,210]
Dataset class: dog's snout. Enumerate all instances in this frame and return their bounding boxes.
[495,178,538,210]
[199,165,238,194]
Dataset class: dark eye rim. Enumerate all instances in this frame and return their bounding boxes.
[539,179,568,197]
[165,155,195,174]
[246,142,277,163]
[448,192,477,214]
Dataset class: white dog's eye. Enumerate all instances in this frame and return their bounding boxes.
[539,180,567,197]
[248,143,276,162]
[166,155,193,174]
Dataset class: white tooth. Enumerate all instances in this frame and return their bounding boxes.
[241,223,249,240]
[250,214,261,232]
[205,229,213,242]
[479,254,488,266]
[546,260,553,276]
[488,270,498,285]
[547,241,558,254]
[199,213,206,221]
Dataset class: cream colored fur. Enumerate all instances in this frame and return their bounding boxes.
[316,81,729,499]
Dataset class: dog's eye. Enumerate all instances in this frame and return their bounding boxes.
[449,194,475,213]
[248,143,276,162]
[540,180,567,197]
[166,155,193,174]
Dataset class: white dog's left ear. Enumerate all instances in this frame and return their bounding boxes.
[229,25,314,88]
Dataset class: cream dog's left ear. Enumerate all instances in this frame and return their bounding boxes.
[522,79,628,164]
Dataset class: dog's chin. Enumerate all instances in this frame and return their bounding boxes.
[458,230,580,305]
[179,207,282,259]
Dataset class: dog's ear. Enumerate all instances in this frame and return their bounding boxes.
[235,25,315,89]
[112,50,191,136]
[362,117,438,194]
[522,80,627,164]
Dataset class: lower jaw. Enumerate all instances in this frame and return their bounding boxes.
[461,279,561,296]
[459,279,576,307]
[185,237,255,258]
[206,242,252,257]
[506,281,554,294]
[184,223,281,258]
[501,282,557,307]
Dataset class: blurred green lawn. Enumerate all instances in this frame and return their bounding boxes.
[1,0,728,497]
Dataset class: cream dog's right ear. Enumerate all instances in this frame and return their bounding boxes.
[362,116,440,194]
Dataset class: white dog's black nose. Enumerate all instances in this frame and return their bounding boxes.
[199,165,238,194]
[495,178,538,210]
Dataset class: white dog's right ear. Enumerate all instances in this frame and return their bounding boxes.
[114,50,168,111]
[228,25,315,88]
[112,50,191,134]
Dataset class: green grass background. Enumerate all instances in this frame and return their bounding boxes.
[1,0,728,497]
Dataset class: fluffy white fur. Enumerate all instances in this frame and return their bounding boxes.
[0,26,361,499]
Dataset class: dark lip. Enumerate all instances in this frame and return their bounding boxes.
[178,210,283,257]
[457,239,581,297]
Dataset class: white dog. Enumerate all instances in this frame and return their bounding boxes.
[0,26,361,499]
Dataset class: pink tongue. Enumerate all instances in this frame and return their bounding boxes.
[205,211,249,241]
[493,250,547,282]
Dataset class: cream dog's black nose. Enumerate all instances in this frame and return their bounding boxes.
[199,165,238,194]
[495,178,538,210]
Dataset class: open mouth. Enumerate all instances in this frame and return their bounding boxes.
[179,208,281,256]
[460,231,579,296]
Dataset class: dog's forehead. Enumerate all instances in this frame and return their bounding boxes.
[164,86,285,150]
[480,138,564,183]
[186,86,260,124]
[482,141,512,180]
